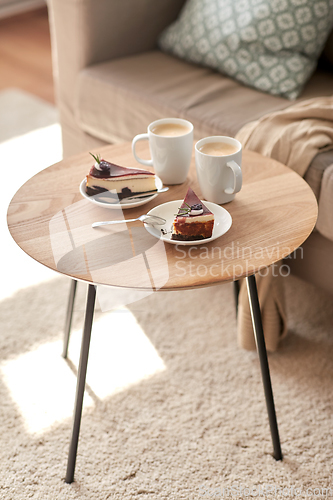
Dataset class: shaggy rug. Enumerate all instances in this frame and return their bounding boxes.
[1,90,333,500]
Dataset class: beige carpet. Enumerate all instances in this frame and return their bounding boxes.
[1,90,333,499]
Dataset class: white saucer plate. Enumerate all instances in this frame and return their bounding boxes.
[79,176,163,210]
[144,200,232,245]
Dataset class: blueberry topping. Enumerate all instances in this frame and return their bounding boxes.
[91,160,112,178]
[191,203,202,210]
[99,160,111,172]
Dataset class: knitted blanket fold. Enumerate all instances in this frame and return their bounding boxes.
[235,96,333,352]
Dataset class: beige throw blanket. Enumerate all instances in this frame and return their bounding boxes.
[235,96,333,352]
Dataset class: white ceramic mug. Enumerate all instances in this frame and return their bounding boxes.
[132,118,194,185]
[195,136,242,204]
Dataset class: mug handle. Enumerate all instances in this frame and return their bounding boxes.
[225,160,242,195]
[132,133,153,167]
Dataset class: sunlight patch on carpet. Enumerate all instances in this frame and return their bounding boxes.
[69,309,166,400]
[0,309,165,434]
[2,89,63,301]
[0,339,93,434]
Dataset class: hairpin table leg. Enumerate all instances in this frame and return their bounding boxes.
[63,279,78,359]
[246,274,282,461]
[65,283,96,484]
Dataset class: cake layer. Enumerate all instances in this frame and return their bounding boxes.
[86,175,157,199]
[171,221,214,240]
[86,174,156,192]
[174,214,214,223]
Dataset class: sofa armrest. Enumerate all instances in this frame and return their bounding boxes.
[48,0,185,107]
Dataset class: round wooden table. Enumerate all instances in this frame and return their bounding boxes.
[7,143,318,483]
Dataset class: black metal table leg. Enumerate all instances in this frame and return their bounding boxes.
[63,279,78,359]
[65,283,96,484]
[233,280,240,317]
[246,274,282,461]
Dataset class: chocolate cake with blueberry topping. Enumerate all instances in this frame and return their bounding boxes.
[171,187,214,241]
[85,153,157,199]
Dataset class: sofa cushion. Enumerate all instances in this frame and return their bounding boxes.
[304,149,333,200]
[74,50,333,145]
[317,163,333,242]
[287,229,333,295]
[158,0,333,100]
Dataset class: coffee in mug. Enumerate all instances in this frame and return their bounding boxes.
[195,136,242,204]
[199,141,239,156]
[151,123,191,137]
[132,118,194,185]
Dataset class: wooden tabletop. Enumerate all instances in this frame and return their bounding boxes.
[7,143,318,291]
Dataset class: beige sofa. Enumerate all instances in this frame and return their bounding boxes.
[48,0,333,294]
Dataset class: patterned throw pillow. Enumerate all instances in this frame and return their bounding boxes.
[159,0,333,99]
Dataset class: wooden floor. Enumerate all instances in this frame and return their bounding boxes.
[0,7,54,104]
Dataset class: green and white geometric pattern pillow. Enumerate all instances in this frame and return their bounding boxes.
[159,0,333,99]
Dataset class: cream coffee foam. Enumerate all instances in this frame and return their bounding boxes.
[199,141,239,156]
[151,123,191,137]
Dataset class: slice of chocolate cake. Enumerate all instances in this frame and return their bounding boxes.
[86,153,157,200]
[171,187,214,241]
